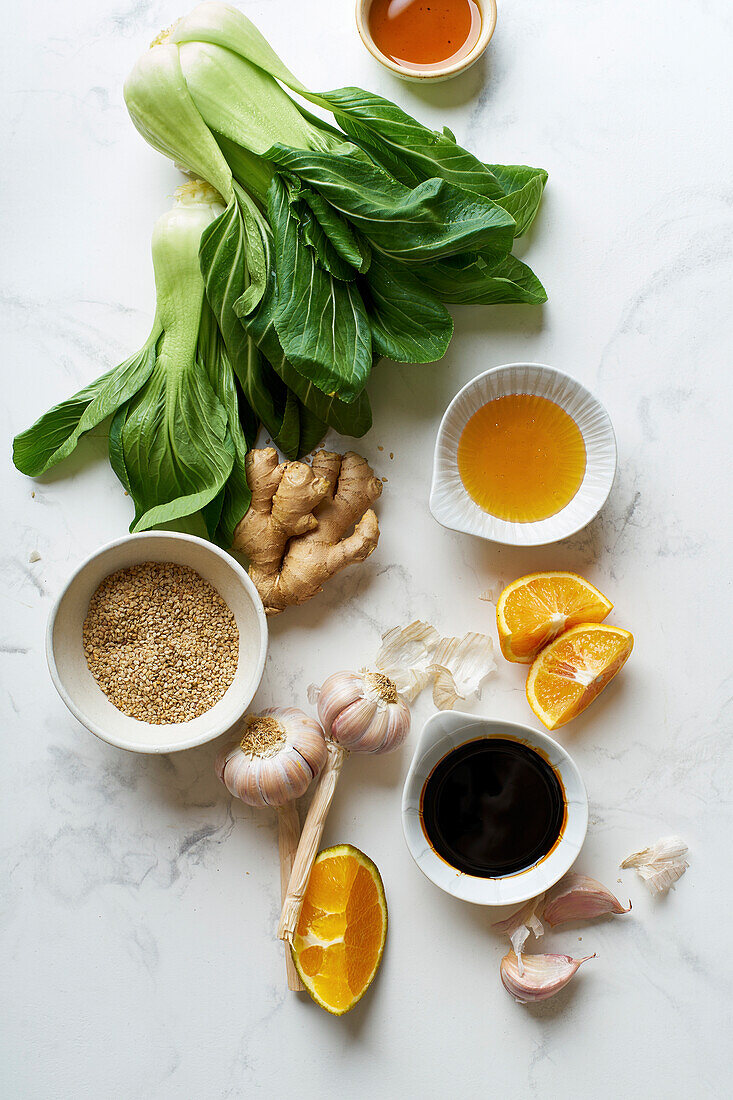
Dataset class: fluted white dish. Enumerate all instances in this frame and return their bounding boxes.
[402,712,588,907]
[46,532,268,754]
[430,363,617,546]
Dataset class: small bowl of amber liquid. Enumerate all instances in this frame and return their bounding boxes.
[430,363,617,546]
[402,712,588,906]
[356,0,497,82]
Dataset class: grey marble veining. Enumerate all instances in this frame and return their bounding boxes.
[3,1,732,1097]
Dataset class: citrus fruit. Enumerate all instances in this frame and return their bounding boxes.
[526,623,633,730]
[291,844,387,1015]
[497,572,613,664]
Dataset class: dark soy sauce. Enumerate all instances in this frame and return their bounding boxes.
[421,738,565,877]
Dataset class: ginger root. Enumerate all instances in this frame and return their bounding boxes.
[233,448,382,614]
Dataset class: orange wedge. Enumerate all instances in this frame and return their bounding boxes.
[526,623,633,730]
[291,844,387,1015]
[497,572,613,664]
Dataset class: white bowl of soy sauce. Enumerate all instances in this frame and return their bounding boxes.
[401,713,588,906]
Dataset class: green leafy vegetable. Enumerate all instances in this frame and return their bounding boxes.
[413,251,548,306]
[198,186,302,457]
[264,145,517,261]
[360,252,453,363]
[14,182,259,545]
[268,175,372,402]
[123,1,547,403]
[240,264,373,437]
[309,86,509,200]
[114,337,234,533]
[13,341,157,477]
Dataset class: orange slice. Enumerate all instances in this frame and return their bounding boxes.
[526,623,633,730]
[497,572,613,664]
[291,844,387,1015]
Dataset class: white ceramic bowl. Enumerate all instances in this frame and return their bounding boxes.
[46,532,268,754]
[355,0,497,83]
[402,712,588,906]
[430,363,617,546]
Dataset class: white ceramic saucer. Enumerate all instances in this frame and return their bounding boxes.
[402,712,588,907]
[429,363,617,546]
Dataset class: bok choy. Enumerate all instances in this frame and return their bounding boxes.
[13,182,261,546]
[124,1,547,425]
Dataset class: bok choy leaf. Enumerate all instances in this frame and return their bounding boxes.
[268,175,372,402]
[360,252,453,364]
[14,182,259,545]
[13,340,157,477]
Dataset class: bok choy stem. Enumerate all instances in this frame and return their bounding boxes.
[14,182,258,546]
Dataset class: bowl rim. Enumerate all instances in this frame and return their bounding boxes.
[401,712,589,906]
[355,0,497,81]
[45,530,268,754]
[429,361,618,546]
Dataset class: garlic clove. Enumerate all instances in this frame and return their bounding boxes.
[292,731,329,776]
[351,693,411,754]
[621,836,689,895]
[500,950,595,1004]
[215,746,251,802]
[260,748,314,806]
[356,706,392,754]
[316,672,366,733]
[492,894,545,974]
[379,694,411,754]
[331,694,379,749]
[216,745,269,806]
[266,707,328,777]
[543,873,631,926]
[240,755,271,808]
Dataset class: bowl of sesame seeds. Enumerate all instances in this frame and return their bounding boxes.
[46,532,268,753]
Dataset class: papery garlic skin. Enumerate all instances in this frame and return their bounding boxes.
[375,620,495,710]
[543,873,631,927]
[375,621,441,702]
[621,836,689,895]
[317,670,411,754]
[429,632,495,710]
[216,707,327,808]
[492,894,545,974]
[500,950,595,1004]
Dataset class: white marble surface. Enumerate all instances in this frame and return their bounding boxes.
[3,2,732,1097]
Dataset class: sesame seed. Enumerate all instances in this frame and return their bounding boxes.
[82,561,238,725]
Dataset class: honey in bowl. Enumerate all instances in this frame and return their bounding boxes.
[457,394,587,523]
[368,0,482,70]
[420,738,566,878]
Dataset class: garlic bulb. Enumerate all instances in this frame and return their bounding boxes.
[216,707,327,808]
[278,671,409,942]
[543,873,631,926]
[317,670,411,754]
[500,950,595,1004]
